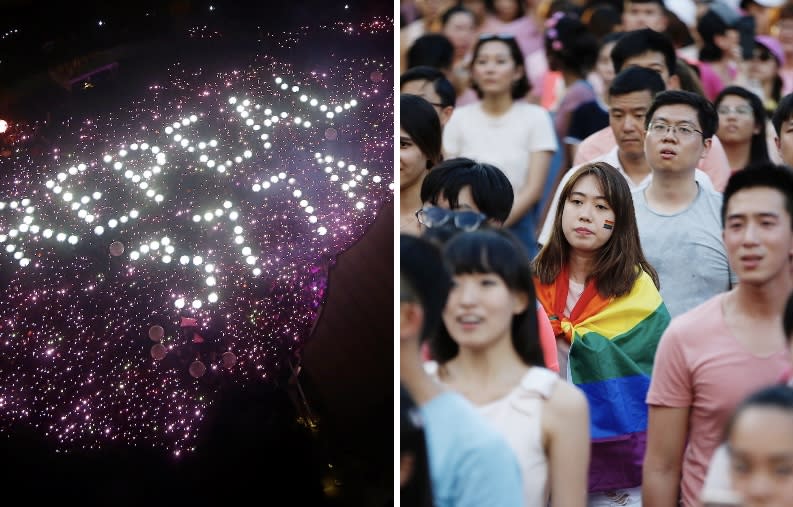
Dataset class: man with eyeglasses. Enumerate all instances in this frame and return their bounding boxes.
[632,90,736,321]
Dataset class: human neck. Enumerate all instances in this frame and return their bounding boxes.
[441,340,528,391]
[400,181,424,217]
[645,169,699,213]
[480,93,515,115]
[729,274,793,320]
[721,141,751,172]
[617,150,651,186]
[568,249,596,284]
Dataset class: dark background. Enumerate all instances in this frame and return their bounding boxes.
[0,1,394,504]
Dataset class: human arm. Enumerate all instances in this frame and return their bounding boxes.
[545,381,590,507]
[503,150,553,227]
[642,405,689,507]
[537,304,559,372]
[455,437,525,507]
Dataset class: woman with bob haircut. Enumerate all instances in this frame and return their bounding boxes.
[532,161,670,505]
[400,93,443,236]
[442,33,557,257]
[714,86,771,172]
[427,227,590,507]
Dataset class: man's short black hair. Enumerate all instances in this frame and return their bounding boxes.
[611,28,676,76]
[645,89,718,139]
[400,235,453,342]
[608,66,666,98]
[400,66,457,108]
[721,161,793,231]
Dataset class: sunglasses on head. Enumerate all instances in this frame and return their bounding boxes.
[478,33,516,41]
[415,206,488,232]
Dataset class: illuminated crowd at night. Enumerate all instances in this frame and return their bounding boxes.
[0,2,392,459]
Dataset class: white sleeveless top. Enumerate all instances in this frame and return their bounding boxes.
[425,363,559,507]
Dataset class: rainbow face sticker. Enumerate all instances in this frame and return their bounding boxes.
[604,219,614,230]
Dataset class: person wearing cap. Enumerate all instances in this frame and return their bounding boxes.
[739,0,785,36]
[747,35,785,115]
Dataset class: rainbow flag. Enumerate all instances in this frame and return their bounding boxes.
[535,268,670,492]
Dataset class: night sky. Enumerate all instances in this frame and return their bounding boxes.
[0,1,393,504]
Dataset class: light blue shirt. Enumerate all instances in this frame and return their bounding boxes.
[421,391,524,507]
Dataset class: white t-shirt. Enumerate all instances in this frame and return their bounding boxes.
[442,101,558,192]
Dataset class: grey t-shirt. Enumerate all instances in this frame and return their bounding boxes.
[632,183,735,318]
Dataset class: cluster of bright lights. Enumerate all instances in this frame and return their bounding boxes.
[0,15,392,457]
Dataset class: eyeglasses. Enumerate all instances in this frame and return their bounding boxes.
[647,122,704,139]
[415,206,487,232]
[717,105,753,116]
[478,33,516,41]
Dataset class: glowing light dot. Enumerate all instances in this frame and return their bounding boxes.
[241,247,252,256]
[78,210,87,218]
[175,298,185,309]
[192,215,201,222]
[253,268,262,276]
[103,155,112,163]
[180,139,189,148]
[214,209,223,216]
[270,176,279,183]
[63,192,73,202]
[264,142,272,149]
[57,173,67,181]
[326,112,334,119]
[293,190,302,198]
[141,143,149,150]
[204,264,215,273]
[150,241,160,250]
[85,215,94,223]
[234,236,244,244]
[94,226,104,235]
[155,194,164,203]
[161,255,171,264]
[19,258,30,267]
[262,182,270,189]
[5,244,15,252]
[200,155,208,163]
[317,227,327,235]
[179,256,190,265]
[129,210,139,219]
[206,276,216,287]
[198,142,206,150]
[43,229,53,238]
[46,180,55,188]
[192,256,203,266]
[130,143,139,150]
[207,160,215,168]
[373,176,382,183]
[119,150,127,157]
[120,216,128,223]
[69,167,77,175]
[291,86,299,92]
[228,97,237,104]
[146,189,156,197]
[294,117,302,124]
[335,106,343,113]
[192,300,202,309]
[233,226,243,234]
[67,235,78,245]
[174,134,182,142]
[165,245,175,254]
[280,83,288,90]
[310,99,318,106]
[260,134,269,140]
[53,186,62,194]
[300,95,308,102]
[209,140,217,147]
[299,200,308,207]
[252,184,261,192]
[223,201,232,209]
[331,175,339,182]
[108,219,118,228]
[165,126,173,134]
[234,156,242,163]
[203,212,214,222]
[356,201,365,210]
[55,233,65,242]
[92,191,102,199]
[139,182,149,190]
[304,121,311,127]
[320,105,328,112]
[208,293,219,303]
[140,245,150,254]
[305,206,314,214]
[309,216,317,223]
[350,99,357,106]
[190,115,197,122]
[18,224,28,233]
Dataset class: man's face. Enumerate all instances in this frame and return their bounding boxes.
[609,90,653,161]
[400,79,453,126]
[776,115,793,167]
[723,187,793,287]
[622,1,668,32]
[644,104,710,174]
[620,51,672,88]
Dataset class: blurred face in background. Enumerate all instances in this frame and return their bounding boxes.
[748,44,781,86]
[471,39,522,97]
[716,95,758,147]
[443,10,476,59]
[493,0,521,21]
[623,0,668,32]
[779,17,793,59]
[596,40,618,90]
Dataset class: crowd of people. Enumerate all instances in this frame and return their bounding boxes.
[399,0,793,505]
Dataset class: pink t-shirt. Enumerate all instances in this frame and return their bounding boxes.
[572,126,732,192]
[646,293,789,507]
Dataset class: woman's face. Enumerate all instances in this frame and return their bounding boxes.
[561,174,616,254]
[399,128,428,191]
[729,406,793,507]
[472,40,521,97]
[779,18,793,57]
[443,270,526,351]
[716,94,758,147]
[443,12,476,57]
[748,45,780,84]
[493,0,521,21]
[596,41,617,88]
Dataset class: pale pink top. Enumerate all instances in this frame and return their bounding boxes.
[425,364,559,507]
[478,368,559,507]
[647,293,789,506]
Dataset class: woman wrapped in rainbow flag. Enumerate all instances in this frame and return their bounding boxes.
[533,161,670,505]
